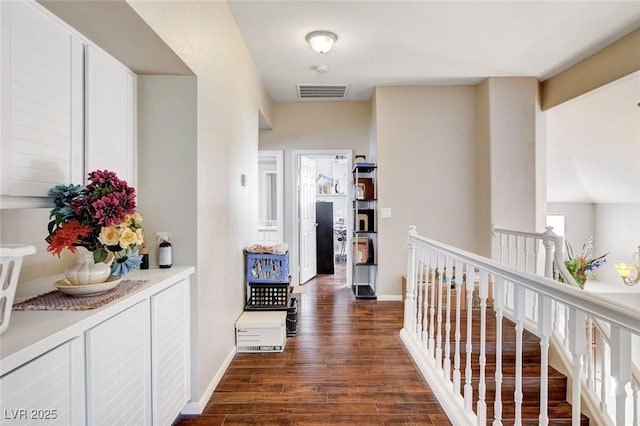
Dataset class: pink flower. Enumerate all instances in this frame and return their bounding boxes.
[92,194,126,226]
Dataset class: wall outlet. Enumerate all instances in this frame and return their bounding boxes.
[381,208,391,218]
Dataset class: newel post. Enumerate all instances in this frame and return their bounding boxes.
[542,226,557,279]
[405,226,418,334]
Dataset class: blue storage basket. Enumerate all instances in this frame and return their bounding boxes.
[246,252,289,283]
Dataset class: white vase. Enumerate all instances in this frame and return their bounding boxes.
[65,246,113,285]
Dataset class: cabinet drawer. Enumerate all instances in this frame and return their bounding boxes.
[0,341,81,424]
[85,301,151,425]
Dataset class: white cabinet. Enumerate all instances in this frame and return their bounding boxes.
[0,339,84,424]
[151,279,190,426]
[0,0,136,206]
[86,45,136,185]
[85,301,151,425]
[0,268,194,426]
[0,0,84,198]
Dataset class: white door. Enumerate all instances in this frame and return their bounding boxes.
[299,156,317,284]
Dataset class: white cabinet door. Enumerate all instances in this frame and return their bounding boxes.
[85,301,151,425]
[151,279,190,426]
[85,45,136,185]
[0,340,84,424]
[0,0,84,197]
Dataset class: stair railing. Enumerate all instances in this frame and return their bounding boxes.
[493,225,640,426]
[402,225,640,426]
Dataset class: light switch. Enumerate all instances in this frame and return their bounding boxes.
[381,208,391,218]
[241,174,248,186]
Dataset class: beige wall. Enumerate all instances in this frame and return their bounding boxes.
[374,86,479,297]
[130,0,270,406]
[484,78,542,242]
[542,28,640,110]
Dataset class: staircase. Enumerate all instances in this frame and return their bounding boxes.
[402,226,640,425]
[456,308,590,424]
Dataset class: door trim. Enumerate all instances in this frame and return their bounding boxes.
[290,149,353,286]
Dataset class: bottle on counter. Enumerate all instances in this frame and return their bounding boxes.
[156,232,172,269]
[140,243,149,270]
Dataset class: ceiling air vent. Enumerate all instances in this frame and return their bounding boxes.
[297,84,349,100]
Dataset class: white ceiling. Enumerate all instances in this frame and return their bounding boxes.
[227,1,640,102]
[228,1,640,204]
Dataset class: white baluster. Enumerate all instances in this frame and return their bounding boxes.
[416,257,424,344]
[428,251,436,358]
[493,276,505,426]
[632,380,639,426]
[405,226,417,334]
[443,256,452,382]
[513,284,526,426]
[422,250,430,350]
[538,294,553,426]
[453,259,463,396]
[435,253,444,369]
[568,307,586,426]
[564,304,570,350]
[464,265,475,413]
[586,317,594,390]
[477,270,489,425]
[598,332,608,414]
[610,325,632,426]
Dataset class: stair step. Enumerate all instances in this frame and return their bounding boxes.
[434,306,591,425]
[483,401,590,425]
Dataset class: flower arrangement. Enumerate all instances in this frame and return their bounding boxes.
[46,170,144,276]
[564,236,607,289]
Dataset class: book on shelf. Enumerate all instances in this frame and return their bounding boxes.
[353,237,370,264]
[355,162,376,168]
[355,177,374,200]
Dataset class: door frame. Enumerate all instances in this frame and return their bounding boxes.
[290,149,353,286]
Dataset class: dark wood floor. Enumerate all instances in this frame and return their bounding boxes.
[175,262,451,425]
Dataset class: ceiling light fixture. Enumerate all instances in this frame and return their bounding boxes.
[305,31,337,54]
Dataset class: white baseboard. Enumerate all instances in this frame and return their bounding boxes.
[181,346,236,415]
[377,294,402,301]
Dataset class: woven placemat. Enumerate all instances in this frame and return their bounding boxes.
[13,279,148,311]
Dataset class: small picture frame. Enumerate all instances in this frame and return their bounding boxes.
[356,183,366,200]
[355,155,366,164]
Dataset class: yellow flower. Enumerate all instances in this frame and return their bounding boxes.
[124,212,143,227]
[99,226,121,246]
[119,228,138,248]
[136,228,144,245]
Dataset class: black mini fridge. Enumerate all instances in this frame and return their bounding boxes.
[316,201,334,274]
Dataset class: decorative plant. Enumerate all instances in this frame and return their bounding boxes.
[46,170,144,276]
[564,236,607,289]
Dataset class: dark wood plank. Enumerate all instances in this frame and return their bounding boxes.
[174,263,452,425]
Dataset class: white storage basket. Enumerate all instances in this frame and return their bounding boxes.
[0,245,36,334]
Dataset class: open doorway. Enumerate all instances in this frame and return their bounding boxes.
[291,150,352,286]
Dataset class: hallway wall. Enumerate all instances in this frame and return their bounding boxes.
[374,85,479,297]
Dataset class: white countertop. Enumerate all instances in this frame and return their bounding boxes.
[0,266,195,375]
[583,279,640,309]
